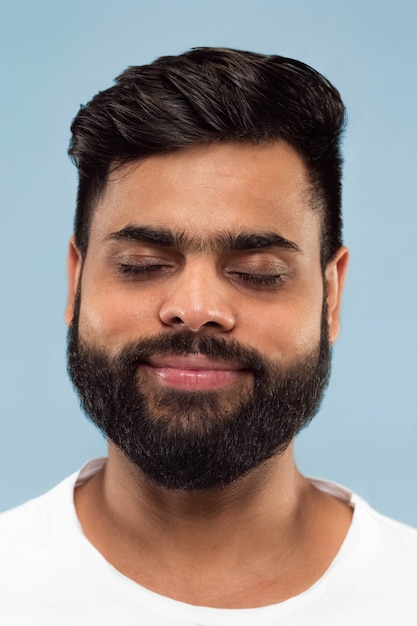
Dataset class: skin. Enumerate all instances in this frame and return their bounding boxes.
[65,141,350,608]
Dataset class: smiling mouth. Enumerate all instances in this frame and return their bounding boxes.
[140,354,249,391]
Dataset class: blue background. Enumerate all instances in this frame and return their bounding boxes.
[1,0,416,525]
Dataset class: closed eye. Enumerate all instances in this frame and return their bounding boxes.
[117,263,172,278]
[231,271,285,287]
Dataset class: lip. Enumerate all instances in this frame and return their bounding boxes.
[144,354,243,371]
[141,354,248,391]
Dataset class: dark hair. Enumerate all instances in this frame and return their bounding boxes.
[69,47,346,264]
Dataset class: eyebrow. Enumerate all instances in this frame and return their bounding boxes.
[104,225,302,254]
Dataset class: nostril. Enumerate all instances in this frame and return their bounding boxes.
[159,300,235,333]
[204,321,222,328]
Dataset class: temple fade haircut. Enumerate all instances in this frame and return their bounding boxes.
[69,47,346,264]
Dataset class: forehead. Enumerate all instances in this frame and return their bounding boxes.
[89,141,320,250]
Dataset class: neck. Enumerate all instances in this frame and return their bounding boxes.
[74,443,352,608]
[108,441,300,514]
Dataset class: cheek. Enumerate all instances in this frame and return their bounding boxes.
[78,284,159,350]
[246,294,324,361]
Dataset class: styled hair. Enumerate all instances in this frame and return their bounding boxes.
[69,47,346,264]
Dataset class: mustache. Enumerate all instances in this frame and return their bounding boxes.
[73,330,269,375]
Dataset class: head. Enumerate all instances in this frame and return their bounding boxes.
[69,47,346,267]
[66,48,348,490]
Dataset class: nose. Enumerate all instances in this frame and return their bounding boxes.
[158,262,236,333]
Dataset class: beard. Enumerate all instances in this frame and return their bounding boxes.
[67,301,332,491]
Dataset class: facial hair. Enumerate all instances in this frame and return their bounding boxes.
[67,302,331,491]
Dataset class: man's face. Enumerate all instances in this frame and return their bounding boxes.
[66,142,347,489]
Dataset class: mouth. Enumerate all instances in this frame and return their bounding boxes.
[140,354,249,391]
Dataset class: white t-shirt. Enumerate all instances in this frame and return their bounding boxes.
[1,458,416,625]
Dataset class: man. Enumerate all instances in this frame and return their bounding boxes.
[1,47,416,624]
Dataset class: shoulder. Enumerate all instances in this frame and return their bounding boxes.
[0,475,73,528]
[0,459,106,559]
[355,496,417,566]
[0,468,81,561]
[311,477,417,573]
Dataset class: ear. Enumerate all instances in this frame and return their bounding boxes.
[64,237,83,325]
[325,246,349,344]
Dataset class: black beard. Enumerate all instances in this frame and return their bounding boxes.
[67,306,331,491]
